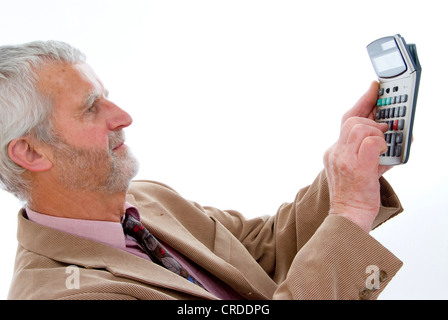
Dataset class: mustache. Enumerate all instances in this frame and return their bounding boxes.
[49,129,127,154]
[109,131,126,151]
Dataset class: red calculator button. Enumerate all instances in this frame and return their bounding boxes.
[393,120,399,131]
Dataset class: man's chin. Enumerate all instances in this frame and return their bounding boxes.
[104,157,140,194]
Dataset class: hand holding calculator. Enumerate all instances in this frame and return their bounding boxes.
[367,34,422,165]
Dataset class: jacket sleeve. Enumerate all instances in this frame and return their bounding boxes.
[205,170,404,299]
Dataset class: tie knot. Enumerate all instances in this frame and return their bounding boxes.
[122,214,148,241]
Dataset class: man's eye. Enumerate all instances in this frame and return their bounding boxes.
[86,105,97,114]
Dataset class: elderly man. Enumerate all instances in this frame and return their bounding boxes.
[1,41,403,300]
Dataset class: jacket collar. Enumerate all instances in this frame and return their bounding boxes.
[17,208,218,300]
[17,193,274,300]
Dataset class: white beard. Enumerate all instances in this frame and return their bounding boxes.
[51,131,139,194]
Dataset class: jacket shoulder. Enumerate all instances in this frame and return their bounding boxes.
[127,180,185,205]
[129,180,178,193]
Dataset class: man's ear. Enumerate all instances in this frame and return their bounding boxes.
[8,137,53,172]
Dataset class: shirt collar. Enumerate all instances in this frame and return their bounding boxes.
[123,202,140,222]
[26,202,140,251]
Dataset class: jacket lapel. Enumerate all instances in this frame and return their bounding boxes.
[17,210,217,300]
[17,189,275,300]
[125,194,276,299]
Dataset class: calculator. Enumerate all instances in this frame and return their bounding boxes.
[367,34,422,165]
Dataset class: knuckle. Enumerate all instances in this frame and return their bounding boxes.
[348,124,365,140]
[323,147,333,164]
[324,146,339,166]
[342,116,358,129]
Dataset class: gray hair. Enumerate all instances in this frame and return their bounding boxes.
[0,40,86,201]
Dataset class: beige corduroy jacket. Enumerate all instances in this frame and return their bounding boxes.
[8,170,403,300]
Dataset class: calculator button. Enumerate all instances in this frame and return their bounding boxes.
[395,145,402,157]
[390,107,395,118]
[391,96,396,104]
[379,88,384,96]
[395,132,403,143]
[400,106,406,117]
[390,142,395,157]
[398,119,405,130]
[393,86,399,92]
[401,94,408,103]
[393,120,398,131]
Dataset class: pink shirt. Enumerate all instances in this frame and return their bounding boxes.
[26,203,243,300]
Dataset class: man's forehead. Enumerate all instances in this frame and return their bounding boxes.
[36,62,104,97]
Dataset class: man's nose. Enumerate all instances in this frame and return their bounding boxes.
[106,102,133,131]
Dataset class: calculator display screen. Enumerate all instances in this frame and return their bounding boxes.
[372,50,404,73]
[368,37,407,78]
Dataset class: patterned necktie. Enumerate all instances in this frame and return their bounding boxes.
[122,214,203,288]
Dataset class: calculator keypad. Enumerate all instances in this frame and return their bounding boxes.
[375,88,408,159]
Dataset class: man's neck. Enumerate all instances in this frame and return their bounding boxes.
[28,186,127,223]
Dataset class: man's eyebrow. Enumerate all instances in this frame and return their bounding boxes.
[81,89,109,108]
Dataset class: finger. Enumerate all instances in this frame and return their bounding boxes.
[358,136,387,169]
[342,81,379,124]
[344,123,387,157]
[340,117,388,144]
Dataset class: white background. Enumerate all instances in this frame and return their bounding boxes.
[1,0,447,300]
